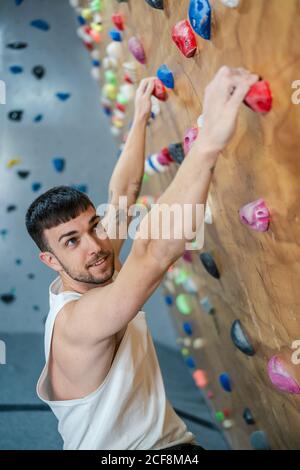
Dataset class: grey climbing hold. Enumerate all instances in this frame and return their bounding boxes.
[231,320,255,356]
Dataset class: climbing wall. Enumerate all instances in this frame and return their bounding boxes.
[72,0,300,449]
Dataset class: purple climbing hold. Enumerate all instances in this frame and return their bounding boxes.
[239,198,270,232]
[30,19,50,31]
[189,0,212,40]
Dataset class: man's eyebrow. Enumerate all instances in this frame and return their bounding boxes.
[58,215,100,243]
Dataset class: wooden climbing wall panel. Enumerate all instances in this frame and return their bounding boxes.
[81,0,300,449]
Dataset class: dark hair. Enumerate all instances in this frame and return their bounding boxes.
[25,186,95,251]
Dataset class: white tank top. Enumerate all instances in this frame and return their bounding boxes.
[36,272,196,450]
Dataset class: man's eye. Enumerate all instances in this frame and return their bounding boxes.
[66,238,77,247]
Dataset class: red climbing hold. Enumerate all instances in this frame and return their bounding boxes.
[244,80,272,113]
[112,13,124,31]
[172,20,197,58]
[152,79,168,101]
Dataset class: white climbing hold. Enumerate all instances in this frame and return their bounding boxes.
[193,338,205,349]
[204,202,213,224]
[106,42,123,61]
[222,419,234,429]
[197,113,204,128]
[220,0,240,7]
[91,68,100,80]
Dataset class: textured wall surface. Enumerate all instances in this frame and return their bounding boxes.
[93,0,300,450]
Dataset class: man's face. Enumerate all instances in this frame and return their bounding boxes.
[43,206,115,285]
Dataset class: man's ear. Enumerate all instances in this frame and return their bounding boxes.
[39,251,62,273]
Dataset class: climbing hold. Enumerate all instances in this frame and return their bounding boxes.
[28,273,35,279]
[174,269,188,285]
[199,297,215,315]
[183,127,199,155]
[197,114,204,128]
[77,15,86,26]
[172,20,197,58]
[244,80,272,113]
[250,431,271,450]
[112,13,124,31]
[219,373,232,392]
[230,320,255,356]
[183,278,198,295]
[128,37,146,64]
[9,65,23,74]
[123,61,138,82]
[56,92,71,101]
[32,182,42,192]
[220,0,240,7]
[152,79,168,101]
[0,229,8,240]
[33,305,40,311]
[193,337,205,349]
[7,205,17,213]
[183,322,193,336]
[186,356,196,368]
[215,411,225,422]
[52,157,65,173]
[207,390,214,399]
[15,0,24,5]
[105,70,117,85]
[157,64,174,89]
[223,408,231,418]
[1,293,16,304]
[15,258,22,265]
[145,0,164,9]
[7,42,27,49]
[17,170,30,179]
[168,143,185,165]
[32,65,45,79]
[71,184,88,193]
[30,19,50,31]
[243,408,255,425]
[33,114,43,122]
[103,83,117,101]
[120,84,135,101]
[189,0,212,40]
[193,369,208,388]
[267,355,300,394]
[205,202,213,224]
[176,294,192,315]
[199,252,220,279]
[109,29,122,42]
[157,147,173,166]
[6,158,21,168]
[222,419,234,429]
[106,42,123,61]
[239,198,270,232]
[8,110,23,122]
[183,251,193,263]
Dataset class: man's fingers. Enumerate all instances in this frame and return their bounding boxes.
[229,74,259,108]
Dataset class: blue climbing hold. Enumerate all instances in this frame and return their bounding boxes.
[231,319,255,356]
[33,305,40,311]
[0,229,8,240]
[15,258,22,265]
[157,65,174,89]
[186,356,196,368]
[103,107,112,117]
[33,114,43,122]
[7,205,17,212]
[109,29,122,42]
[189,0,212,40]
[183,322,193,336]
[52,157,65,172]
[15,0,24,5]
[17,170,30,179]
[77,15,86,26]
[72,184,88,193]
[92,59,101,67]
[243,407,255,425]
[164,294,173,306]
[9,65,23,74]
[28,273,35,279]
[56,92,71,101]
[145,0,164,9]
[30,19,50,31]
[32,182,42,192]
[219,372,232,392]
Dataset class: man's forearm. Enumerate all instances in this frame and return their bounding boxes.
[136,137,219,262]
[108,115,148,201]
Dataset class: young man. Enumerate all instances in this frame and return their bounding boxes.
[25,67,258,450]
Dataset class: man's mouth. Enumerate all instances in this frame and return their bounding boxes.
[89,254,109,268]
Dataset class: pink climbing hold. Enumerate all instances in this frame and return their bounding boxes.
[239,198,270,232]
[128,37,146,64]
[268,356,300,395]
[157,147,173,166]
[172,20,197,58]
[183,127,199,155]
